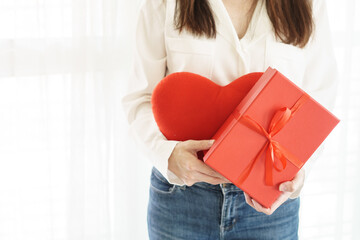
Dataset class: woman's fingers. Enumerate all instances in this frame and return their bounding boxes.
[248,189,300,215]
[177,151,229,185]
[191,157,227,179]
[244,192,256,208]
[246,196,274,215]
[185,139,215,152]
[183,139,228,180]
[279,169,305,193]
[244,189,293,215]
[169,139,231,186]
[268,192,292,214]
[252,199,272,215]
[279,169,305,199]
[244,193,271,215]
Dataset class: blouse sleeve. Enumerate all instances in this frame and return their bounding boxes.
[121,0,184,185]
[299,0,339,187]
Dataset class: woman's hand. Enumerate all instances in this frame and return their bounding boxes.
[168,139,231,186]
[244,169,305,215]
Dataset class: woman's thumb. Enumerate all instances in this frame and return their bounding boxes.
[188,139,215,151]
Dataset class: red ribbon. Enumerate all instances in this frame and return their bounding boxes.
[234,94,310,186]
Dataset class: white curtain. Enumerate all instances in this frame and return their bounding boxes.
[0,0,358,239]
[299,0,360,239]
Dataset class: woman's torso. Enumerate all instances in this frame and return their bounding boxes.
[163,0,307,86]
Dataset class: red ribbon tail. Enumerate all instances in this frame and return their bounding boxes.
[275,143,304,169]
[235,142,268,186]
[265,145,274,186]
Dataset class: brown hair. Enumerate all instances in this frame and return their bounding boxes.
[174,0,314,48]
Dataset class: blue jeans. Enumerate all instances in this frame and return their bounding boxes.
[147,167,300,240]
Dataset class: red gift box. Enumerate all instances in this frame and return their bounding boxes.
[203,67,340,208]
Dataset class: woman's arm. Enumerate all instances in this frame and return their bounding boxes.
[300,0,339,184]
[121,0,183,185]
[121,0,229,186]
[302,0,338,111]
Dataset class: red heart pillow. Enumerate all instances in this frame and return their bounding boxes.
[151,72,263,142]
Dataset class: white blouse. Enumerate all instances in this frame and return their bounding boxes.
[121,0,338,186]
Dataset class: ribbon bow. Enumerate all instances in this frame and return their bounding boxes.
[234,94,310,186]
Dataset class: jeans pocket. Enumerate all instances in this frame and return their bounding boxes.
[150,168,177,194]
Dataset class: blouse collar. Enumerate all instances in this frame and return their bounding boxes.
[210,0,272,51]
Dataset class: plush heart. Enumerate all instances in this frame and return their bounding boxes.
[151,71,263,142]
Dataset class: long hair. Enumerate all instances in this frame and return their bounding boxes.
[174,0,314,48]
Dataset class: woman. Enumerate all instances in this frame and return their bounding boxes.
[122,0,338,239]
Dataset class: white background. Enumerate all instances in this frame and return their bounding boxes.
[0,0,359,239]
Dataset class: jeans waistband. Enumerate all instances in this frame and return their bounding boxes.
[152,167,243,193]
[194,181,243,193]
